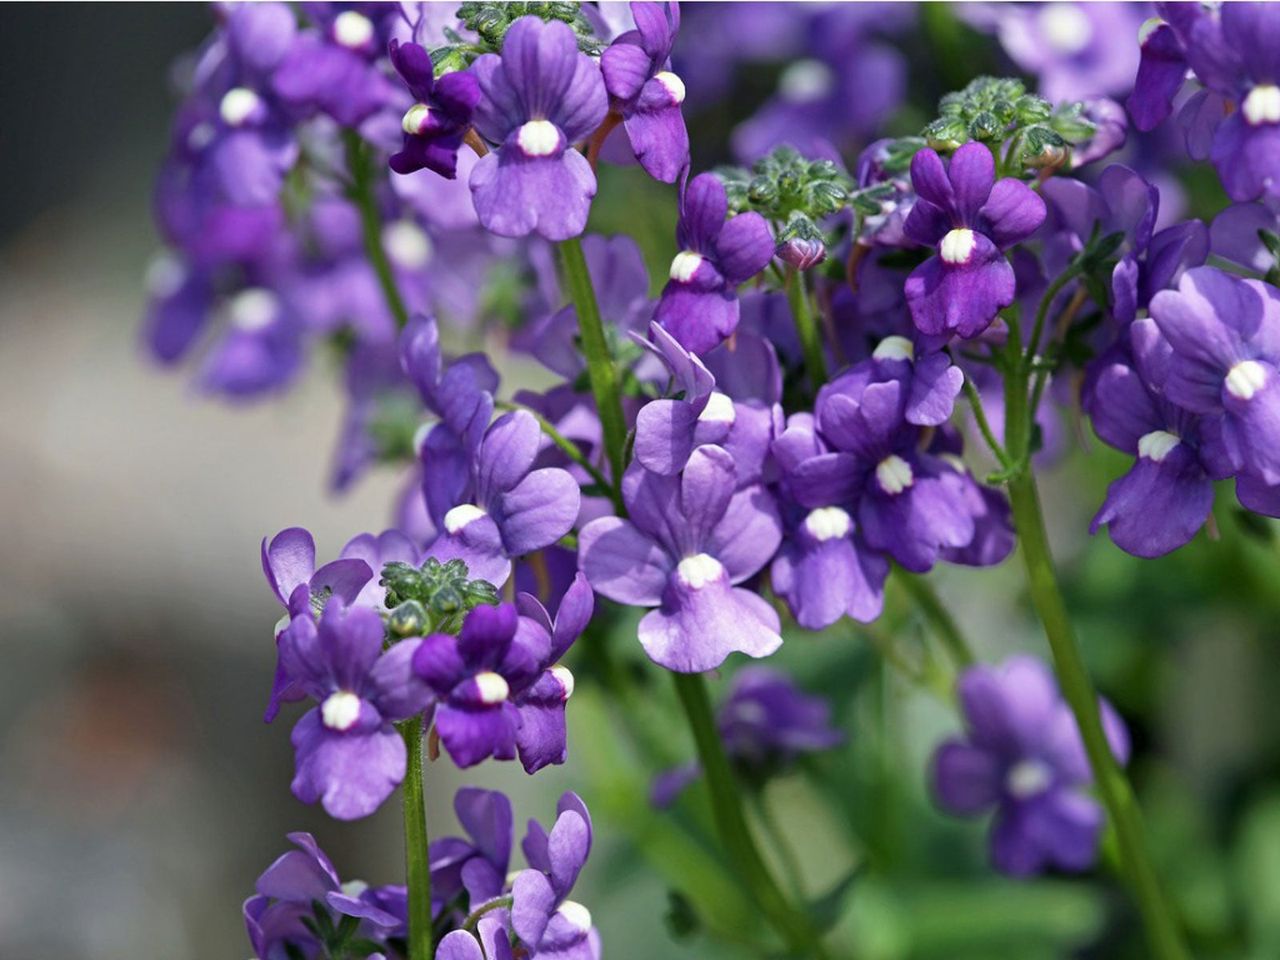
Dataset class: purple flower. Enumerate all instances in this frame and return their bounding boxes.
[578,446,783,673]
[279,600,432,819]
[412,581,589,771]
[468,17,609,239]
[388,39,482,178]
[1210,201,1280,275]
[903,143,1046,340]
[511,792,600,960]
[600,2,689,183]
[436,918,514,960]
[425,409,582,587]
[931,656,1130,878]
[244,832,402,960]
[272,5,403,128]
[655,172,775,354]
[1149,266,1280,485]
[430,787,514,918]
[1128,6,1198,133]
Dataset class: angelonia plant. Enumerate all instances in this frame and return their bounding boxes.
[143,3,1280,958]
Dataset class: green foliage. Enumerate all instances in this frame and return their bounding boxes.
[434,2,602,71]
[379,557,499,630]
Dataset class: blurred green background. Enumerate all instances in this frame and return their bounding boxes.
[1,4,1279,959]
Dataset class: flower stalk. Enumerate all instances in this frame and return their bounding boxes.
[398,717,434,960]
[785,264,829,389]
[345,130,411,330]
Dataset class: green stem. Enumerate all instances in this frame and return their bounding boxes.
[398,718,433,960]
[558,237,629,493]
[1003,354,1187,959]
[749,792,807,901]
[1024,265,1079,370]
[463,895,514,933]
[345,131,410,330]
[894,569,976,668]
[960,374,1011,469]
[671,673,830,959]
[785,266,829,389]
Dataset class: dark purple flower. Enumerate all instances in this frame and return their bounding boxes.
[1128,7,1198,132]
[600,2,689,183]
[388,39,482,178]
[468,17,609,239]
[412,581,588,771]
[436,918,514,960]
[244,832,402,960]
[903,143,1046,340]
[578,446,783,672]
[931,656,1130,878]
[655,173,775,353]
[511,792,600,960]
[1210,201,1280,275]
[279,600,432,819]
[425,409,582,587]
[1149,266,1280,485]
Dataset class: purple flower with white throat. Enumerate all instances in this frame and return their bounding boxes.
[903,142,1046,340]
[468,16,609,239]
[931,656,1130,878]
[1150,266,1280,485]
[511,792,601,960]
[600,2,689,183]
[426,409,582,587]
[279,600,432,820]
[655,172,775,354]
[412,589,586,772]
[578,445,783,673]
[388,39,482,178]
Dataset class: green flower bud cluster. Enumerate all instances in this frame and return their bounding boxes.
[381,557,500,635]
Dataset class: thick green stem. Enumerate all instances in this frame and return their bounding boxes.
[1003,360,1188,960]
[399,718,433,960]
[671,673,829,959]
[894,569,976,668]
[786,266,829,389]
[345,131,410,330]
[558,237,629,494]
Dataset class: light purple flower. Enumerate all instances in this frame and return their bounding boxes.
[430,787,514,918]
[468,17,609,239]
[601,2,689,183]
[388,39,482,178]
[578,446,783,673]
[903,142,1046,340]
[1210,201,1280,275]
[655,172,775,354]
[931,656,1130,878]
[278,600,432,819]
[1149,266,1280,485]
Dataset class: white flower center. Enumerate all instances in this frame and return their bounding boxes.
[779,59,834,102]
[228,288,279,331]
[517,119,560,157]
[804,506,852,542]
[187,121,216,151]
[557,900,593,933]
[474,671,510,705]
[219,87,261,127]
[698,391,736,425]
[873,335,915,362]
[550,664,575,700]
[669,250,704,283]
[1137,16,1163,46]
[875,455,914,495]
[402,102,431,135]
[321,691,362,731]
[340,880,369,898]
[655,70,686,104]
[444,503,486,534]
[940,228,978,265]
[1039,3,1092,54]
[1226,359,1268,400]
[383,221,432,269]
[1137,430,1180,463]
[676,553,724,590]
[412,422,432,456]
[146,254,186,298]
[1243,85,1280,126]
[1006,758,1053,799]
[333,10,374,49]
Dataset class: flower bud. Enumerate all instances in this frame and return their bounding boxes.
[388,600,429,638]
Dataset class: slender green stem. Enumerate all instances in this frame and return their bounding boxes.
[893,569,976,668]
[558,237,629,493]
[1002,349,1188,959]
[463,895,514,933]
[398,718,433,960]
[345,131,410,330]
[671,673,830,959]
[785,266,829,389]
[496,399,616,501]
[960,374,1011,468]
[749,792,807,901]
[1024,265,1079,371]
